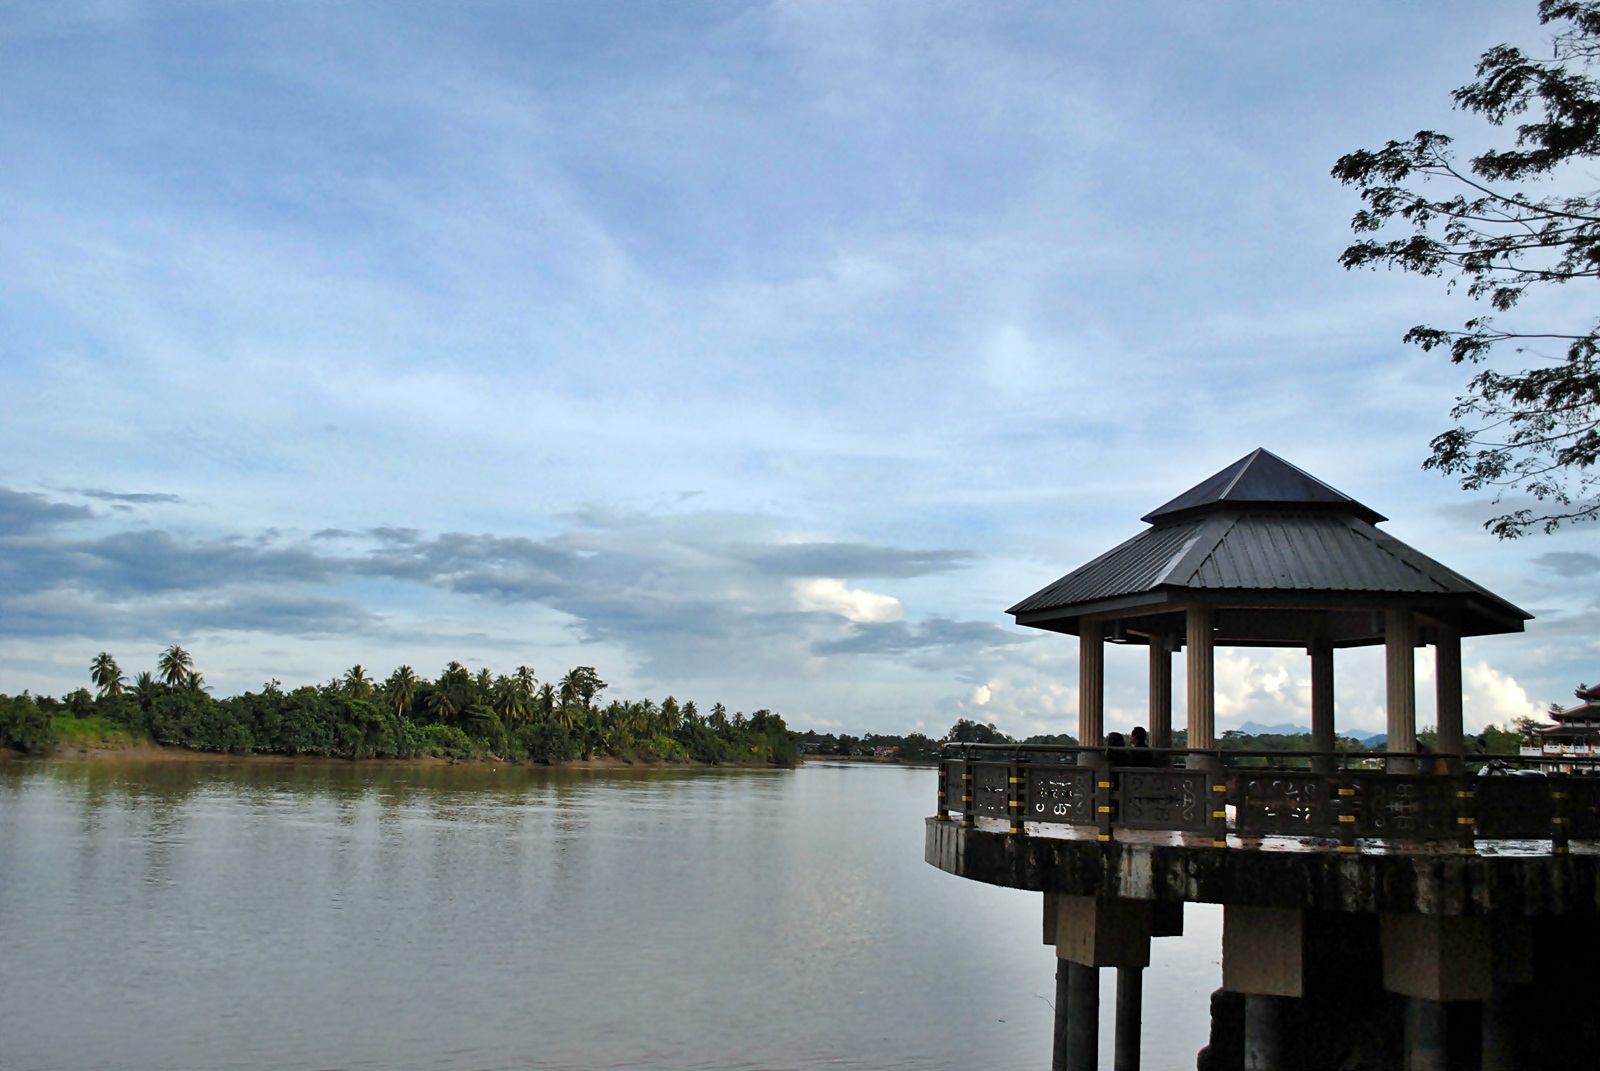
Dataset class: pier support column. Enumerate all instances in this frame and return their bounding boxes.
[1065,961,1099,1071]
[1187,605,1215,769]
[1223,906,1304,998]
[1385,609,1418,773]
[1309,638,1335,776]
[1243,994,1285,1071]
[1114,967,1143,1071]
[1381,914,1491,1003]
[1052,959,1071,1071]
[1148,637,1172,751]
[1081,621,1104,749]
[1404,997,1448,1071]
[1482,983,1516,1071]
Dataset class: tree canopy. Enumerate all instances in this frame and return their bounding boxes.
[1334,1,1600,537]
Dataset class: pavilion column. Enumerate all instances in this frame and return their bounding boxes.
[1149,637,1173,750]
[1309,639,1336,776]
[1434,621,1464,768]
[1386,609,1418,773]
[1187,606,1215,768]
[1081,621,1105,748]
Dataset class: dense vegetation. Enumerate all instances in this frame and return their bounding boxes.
[0,648,797,766]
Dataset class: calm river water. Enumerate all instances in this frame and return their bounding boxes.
[0,759,1219,1071]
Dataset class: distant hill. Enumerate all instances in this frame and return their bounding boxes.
[1231,720,1386,746]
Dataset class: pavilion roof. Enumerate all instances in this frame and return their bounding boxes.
[1008,449,1531,642]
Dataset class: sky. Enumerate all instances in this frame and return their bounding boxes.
[2,1,1595,740]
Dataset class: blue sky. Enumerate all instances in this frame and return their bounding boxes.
[2,1,1593,738]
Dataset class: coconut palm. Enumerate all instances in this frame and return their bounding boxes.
[384,665,417,717]
[132,671,163,711]
[158,645,195,688]
[343,664,374,699]
[90,652,125,699]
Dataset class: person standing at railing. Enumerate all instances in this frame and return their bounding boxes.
[1128,726,1154,767]
[1107,731,1130,768]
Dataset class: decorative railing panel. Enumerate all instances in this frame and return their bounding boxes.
[1026,766,1095,825]
[1355,775,1456,840]
[1117,769,1209,833]
[1236,773,1333,837]
[970,762,1012,818]
[1565,778,1600,839]
[1474,778,1554,839]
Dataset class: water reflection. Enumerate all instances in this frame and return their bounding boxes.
[0,759,1218,1071]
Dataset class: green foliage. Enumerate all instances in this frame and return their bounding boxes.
[1334,1,1600,537]
[422,724,475,759]
[943,719,1015,745]
[1021,732,1080,747]
[15,651,800,768]
[0,693,58,754]
[51,715,137,748]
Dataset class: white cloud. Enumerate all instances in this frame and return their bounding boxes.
[1463,661,1544,731]
[792,578,904,623]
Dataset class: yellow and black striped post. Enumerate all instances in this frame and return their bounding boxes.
[1552,774,1570,855]
[961,764,975,829]
[936,761,951,821]
[1009,761,1027,835]
[1455,778,1477,856]
[1210,776,1228,848]
[1095,752,1113,842]
[1337,779,1358,853]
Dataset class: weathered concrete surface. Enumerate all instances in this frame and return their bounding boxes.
[926,817,1600,917]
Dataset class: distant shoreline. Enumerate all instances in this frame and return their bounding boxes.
[0,740,793,769]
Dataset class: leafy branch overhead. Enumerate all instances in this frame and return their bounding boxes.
[1333,0,1600,537]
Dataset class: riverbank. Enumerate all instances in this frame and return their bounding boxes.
[0,737,794,769]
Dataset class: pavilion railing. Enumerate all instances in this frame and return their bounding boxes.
[936,744,1600,854]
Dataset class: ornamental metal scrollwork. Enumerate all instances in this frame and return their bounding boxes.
[1357,775,1454,840]
[1026,767,1094,825]
[1475,777,1553,839]
[1118,770,1207,832]
[971,762,1011,818]
[1237,774,1331,836]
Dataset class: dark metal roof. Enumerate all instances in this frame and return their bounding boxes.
[1143,447,1385,525]
[1009,451,1531,641]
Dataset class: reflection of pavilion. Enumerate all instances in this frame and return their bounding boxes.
[1007,447,1530,772]
[926,451,1600,1071]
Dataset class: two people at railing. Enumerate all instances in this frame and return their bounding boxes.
[1107,727,1155,768]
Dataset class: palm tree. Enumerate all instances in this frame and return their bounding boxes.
[343,664,374,698]
[423,686,459,726]
[536,682,557,724]
[158,645,195,688]
[492,674,531,733]
[90,652,125,699]
[514,665,537,695]
[384,665,417,717]
[132,671,163,711]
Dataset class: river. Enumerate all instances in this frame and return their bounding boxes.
[0,759,1220,1070]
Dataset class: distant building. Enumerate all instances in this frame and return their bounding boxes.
[1526,684,1600,758]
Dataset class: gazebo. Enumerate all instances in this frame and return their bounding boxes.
[1006,448,1531,768]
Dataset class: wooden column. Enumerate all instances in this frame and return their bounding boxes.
[1310,639,1335,775]
[1434,621,1464,764]
[1081,621,1105,748]
[1149,637,1173,750]
[1187,606,1215,767]
[1385,609,1418,773]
